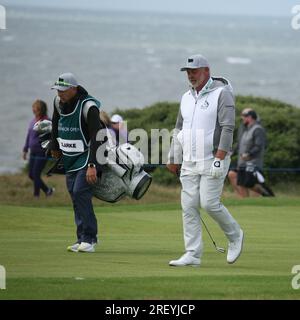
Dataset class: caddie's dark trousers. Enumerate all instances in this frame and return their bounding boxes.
[66,168,98,244]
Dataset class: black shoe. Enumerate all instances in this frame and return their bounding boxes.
[261,184,275,197]
[46,187,55,197]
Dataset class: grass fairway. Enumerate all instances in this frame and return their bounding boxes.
[0,198,300,300]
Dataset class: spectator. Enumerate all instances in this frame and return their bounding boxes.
[99,111,116,147]
[235,109,274,197]
[23,100,54,198]
[111,114,128,145]
[227,108,260,197]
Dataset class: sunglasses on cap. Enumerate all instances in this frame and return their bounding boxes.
[54,80,75,87]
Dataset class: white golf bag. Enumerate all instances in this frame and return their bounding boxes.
[33,119,152,202]
[92,143,152,202]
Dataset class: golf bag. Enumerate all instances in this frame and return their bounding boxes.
[33,119,152,202]
[92,143,152,202]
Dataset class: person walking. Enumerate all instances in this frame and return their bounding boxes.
[227,108,260,197]
[50,72,105,253]
[236,109,274,197]
[167,54,244,266]
[110,114,128,145]
[23,100,54,198]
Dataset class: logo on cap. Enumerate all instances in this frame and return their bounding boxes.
[188,59,194,63]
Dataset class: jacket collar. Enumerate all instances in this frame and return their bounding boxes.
[190,77,213,99]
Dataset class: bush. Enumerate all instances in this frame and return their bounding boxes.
[115,97,300,185]
[235,96,300,169]
[150,167,180,186]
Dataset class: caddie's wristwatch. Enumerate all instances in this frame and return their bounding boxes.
[88,163,96,168]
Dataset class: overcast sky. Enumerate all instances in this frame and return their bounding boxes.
[1,0,297,16]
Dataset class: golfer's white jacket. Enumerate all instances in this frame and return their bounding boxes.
[169,77,235,166]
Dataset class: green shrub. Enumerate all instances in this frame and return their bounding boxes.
[114,97,300,185]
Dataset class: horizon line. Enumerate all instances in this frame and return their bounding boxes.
[5,3,291,19]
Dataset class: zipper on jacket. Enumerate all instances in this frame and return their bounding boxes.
[190,93,199,129]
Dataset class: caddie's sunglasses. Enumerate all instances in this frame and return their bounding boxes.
[54,80,73,87]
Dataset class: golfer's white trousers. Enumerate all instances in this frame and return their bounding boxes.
[180,157,240,258]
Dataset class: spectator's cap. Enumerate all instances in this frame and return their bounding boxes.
[51,73,78,91]
[111,114,124,123]
[241,109,257,120]
[180,54,210,71]
[241,108,253,115]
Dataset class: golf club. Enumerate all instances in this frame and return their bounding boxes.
[200,216,226,253]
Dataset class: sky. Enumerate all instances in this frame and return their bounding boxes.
[1,0,298,17]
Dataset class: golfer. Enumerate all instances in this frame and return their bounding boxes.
[50,73,104,253]
[167,54,244,266]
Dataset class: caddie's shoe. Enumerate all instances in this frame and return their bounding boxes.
[169,253,200,267]
[78,242,96,253]
[67,242,80,252]
[227,229,244,264]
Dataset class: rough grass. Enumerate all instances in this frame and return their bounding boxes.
[0,173,181,207]
[1,173,300,207]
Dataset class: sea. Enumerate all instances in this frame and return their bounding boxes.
[0,5,299,173]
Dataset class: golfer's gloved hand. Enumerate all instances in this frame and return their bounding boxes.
[210,158,224,178]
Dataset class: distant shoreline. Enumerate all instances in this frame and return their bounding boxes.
[3,3,291,19]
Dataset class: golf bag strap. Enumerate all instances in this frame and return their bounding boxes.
[54,97,97,123]
[54,96,61,115]
[82,100,98,123]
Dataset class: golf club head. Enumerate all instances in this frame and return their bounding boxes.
[216,246,226,254]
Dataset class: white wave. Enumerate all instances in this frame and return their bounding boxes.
[226,57,252,65]
[2,35,15,42]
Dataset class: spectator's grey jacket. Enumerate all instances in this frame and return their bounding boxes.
[237,122,266,170]
[168,77,235,164]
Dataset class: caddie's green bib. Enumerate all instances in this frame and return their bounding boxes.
[57,96,100,173]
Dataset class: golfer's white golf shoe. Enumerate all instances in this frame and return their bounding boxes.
[78,242,96,253]
[227,229,244,264]
[169,253,200,267]
[67,243,80,252]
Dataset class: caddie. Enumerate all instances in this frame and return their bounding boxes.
[50,72,105,253]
